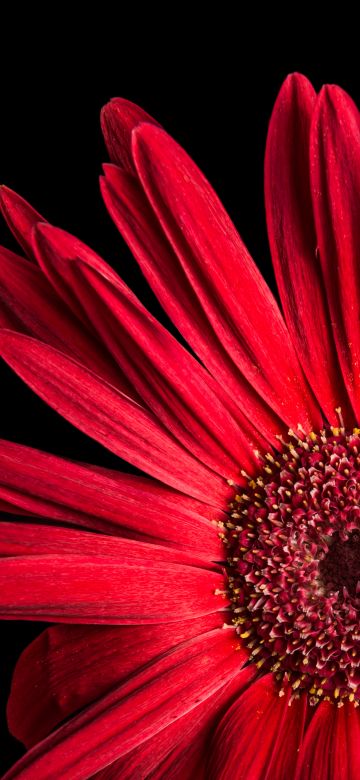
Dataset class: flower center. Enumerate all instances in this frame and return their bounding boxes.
[319,531,360,598]
[225,421,360,707]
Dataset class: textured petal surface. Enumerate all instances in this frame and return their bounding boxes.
[265,73,350,425]
[295,701,360,779]
[94,665,256,780]
[101,156,290,448]
[100,101,318,438]
[0,549,225,623]
[0,521,217,569]
[3,629,242,779]
[0,439,223,554]
[8,614,225,747]
[0,186,45,262]
[132,122,321,432]
[33,222,256,476]
[208,674,307,779]
[311,85,360,417]
[100,98,160,173]
[0,245,129,391]
[0,331,229,502]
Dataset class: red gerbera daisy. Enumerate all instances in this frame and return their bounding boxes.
[0,72,359,778]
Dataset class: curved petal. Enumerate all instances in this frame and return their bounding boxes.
[0,439,223,554]
[101,158,287,449]
[0,331,230,503]
[0,521,218,570]
[100,99,320,436]
[208,674,307,780]
[0,245,132,393]
[131,122,321,432]
[100,97,160,173]
[32,222,257,476]
[265,73,351,425]
[311,85,360,418]
[295,700,360,779]
[0,547,226,623]
[2,629,242,780]
[8,614,225,747]
[94,665,256,780]
[0,186,45,262]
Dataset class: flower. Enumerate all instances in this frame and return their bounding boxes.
[0,71,359,778]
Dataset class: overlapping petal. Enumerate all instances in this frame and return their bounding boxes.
[0,439,223,553]
[265,73,351,425]
[0,521,217,569]
[208,674,307,779]
[100,97,160,173]
[94,665,256,780]
[0,186,45,262]
[0,330,231,502]
[0,539,227,625]
[7,614,225,747]
[101,99,322,433]
[311,84,360,417]
[100,163,282,448]
[295,701,360,779]
[0,245,129,391]
[2,630,243,780]
[32,222,258,475]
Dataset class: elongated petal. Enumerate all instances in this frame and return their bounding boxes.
[0,245,131,392]
[0,521,217,570]
[100,97,160,173]
[95,665,256,780]
[0,331,229,502]
[0,439,223,554]
[101,100,318,435]
[2,629,242,780]
[0,186,45,262]
[208,674,306,779]
[295,700,360,779]
[0,552,225,623]
[33,222,257,476]
[132,122,321,432]
[101,164,284,448]
[8,614,224,747]
[265,73,351,425]
[311,85,360,417]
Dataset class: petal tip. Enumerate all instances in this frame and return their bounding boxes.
[277,72,316,104]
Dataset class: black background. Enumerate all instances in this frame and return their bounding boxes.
[0,53,358,772]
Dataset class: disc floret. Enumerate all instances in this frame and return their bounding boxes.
[226,419,360,707]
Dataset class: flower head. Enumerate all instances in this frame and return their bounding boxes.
[0,72,360,778]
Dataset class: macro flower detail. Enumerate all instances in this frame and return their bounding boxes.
[0,72,359,778]
[227,422,360,705]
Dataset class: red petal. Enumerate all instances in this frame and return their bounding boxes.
[33,222,257,477]
[8,614,224,747]
[0,245,133,393]
[0,550,225,623]
[311,85,360,417]
[96,665,256,780]
[2,629,242,779]
[101,98,160,173]
[132,122,321,432]
[265,74,351,425]
[0,331,229,503]
[0,186,44,262]
[101,163,286,449]
[295,700,360,779]
[0,521,218,570]
[0,438,223,554]
[208,674,307,779]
